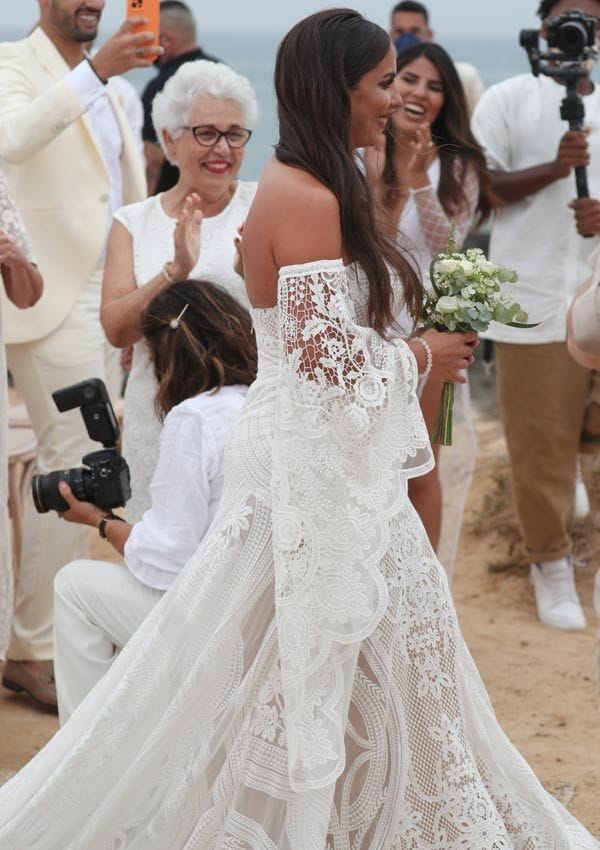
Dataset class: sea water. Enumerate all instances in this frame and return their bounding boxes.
[0,27,559,181]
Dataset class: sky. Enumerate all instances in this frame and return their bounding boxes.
[7,1,539,39]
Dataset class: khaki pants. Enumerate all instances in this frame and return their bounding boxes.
[6,267,120,661]
[496,341,600,563]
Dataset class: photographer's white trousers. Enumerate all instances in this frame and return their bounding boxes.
[6,267,120,661]
[53,558,162,724]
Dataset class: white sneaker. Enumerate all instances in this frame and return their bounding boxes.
[574,472,591,520]
[530,558,587,630]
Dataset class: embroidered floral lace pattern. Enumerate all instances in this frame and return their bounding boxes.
[413,161,479,256]
[272,263,432,790]
[0,261,597,849]
[0,173,35,657]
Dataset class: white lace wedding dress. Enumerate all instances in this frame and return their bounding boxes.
[0,261,597,849]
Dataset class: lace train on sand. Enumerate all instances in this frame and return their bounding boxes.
[0,261,597,849]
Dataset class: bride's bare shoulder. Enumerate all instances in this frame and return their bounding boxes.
[247,160,343,267]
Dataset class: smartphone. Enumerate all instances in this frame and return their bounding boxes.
[126,0,160,49]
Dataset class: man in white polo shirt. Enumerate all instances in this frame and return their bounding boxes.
[472,0,600,631]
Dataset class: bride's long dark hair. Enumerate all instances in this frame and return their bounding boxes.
[274,8,422,335]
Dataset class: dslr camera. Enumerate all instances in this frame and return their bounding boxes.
[520,11,598,208]
[32,379,131,514]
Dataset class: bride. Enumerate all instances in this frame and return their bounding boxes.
[0,9,598,849]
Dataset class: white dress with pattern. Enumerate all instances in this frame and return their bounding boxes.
[0,260,597,849]
[114,181,255,523]
[400,159,480,577]
[0,172,36,658]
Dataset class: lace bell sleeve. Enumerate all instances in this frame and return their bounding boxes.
[0,171,35,263]
[412,162,479,253]
[272,259,433,792]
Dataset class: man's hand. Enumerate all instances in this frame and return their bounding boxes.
[554,129,591,178]
[568,197,600,237]
[0,229,26,269]
[58,482,104,528]
[90,18,163,80]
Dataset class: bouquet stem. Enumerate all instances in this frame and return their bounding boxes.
[433,381,454,446]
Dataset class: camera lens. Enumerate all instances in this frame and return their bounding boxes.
[557,21,587,58]
[31,468,88,513]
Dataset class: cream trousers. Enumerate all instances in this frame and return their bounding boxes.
[53,558,162,724]
[6,267,120,660]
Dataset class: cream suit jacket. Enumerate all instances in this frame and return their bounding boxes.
[0,28,147,344]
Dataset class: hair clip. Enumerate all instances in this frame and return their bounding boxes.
[169,302,190,330]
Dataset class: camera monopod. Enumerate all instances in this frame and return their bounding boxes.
[520,24,595,237]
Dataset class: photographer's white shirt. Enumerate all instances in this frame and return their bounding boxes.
[124,385,248,590]
[472,72,600,344]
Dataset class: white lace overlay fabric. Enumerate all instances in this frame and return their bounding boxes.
[0,172,35,658]
[273,262,432,790]
[0,261,597,849]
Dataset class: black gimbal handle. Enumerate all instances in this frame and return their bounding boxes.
[561,80,593,236]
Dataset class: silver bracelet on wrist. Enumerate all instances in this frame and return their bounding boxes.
[413,335,433,387]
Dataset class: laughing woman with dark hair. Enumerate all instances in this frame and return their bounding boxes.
[365,41,495,569]
[0,10,598,850]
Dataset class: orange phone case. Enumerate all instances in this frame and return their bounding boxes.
[126,0,160,49]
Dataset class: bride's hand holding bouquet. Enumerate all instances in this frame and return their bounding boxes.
[422,226,534,445]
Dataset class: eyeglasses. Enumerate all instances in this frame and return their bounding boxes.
[181,125,252,149]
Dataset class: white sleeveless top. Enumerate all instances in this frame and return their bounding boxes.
[114,181,256,522]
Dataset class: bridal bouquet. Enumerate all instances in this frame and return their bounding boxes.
[423,227,534,445]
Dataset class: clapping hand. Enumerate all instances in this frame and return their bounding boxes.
[170,194,203,281]
[404,124,435,189]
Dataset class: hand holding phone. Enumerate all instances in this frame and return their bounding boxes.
[126,0,160,49]
[90,5,162,81]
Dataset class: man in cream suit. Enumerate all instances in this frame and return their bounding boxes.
[0,0,161,707]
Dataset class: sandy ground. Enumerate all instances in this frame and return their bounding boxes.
[1,364,599,837]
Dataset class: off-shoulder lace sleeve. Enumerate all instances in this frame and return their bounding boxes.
[0,171,35,262]
[413,162,479,253]
[272,260,433,792]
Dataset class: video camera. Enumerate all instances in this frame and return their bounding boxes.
[520,11,598,207]
[31,379,131,514]
[521,11,596,73]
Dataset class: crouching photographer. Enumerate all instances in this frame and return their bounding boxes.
[472,0,600,632]
[52,280,257,723]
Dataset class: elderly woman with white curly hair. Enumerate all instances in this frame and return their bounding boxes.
[101,60,258,522]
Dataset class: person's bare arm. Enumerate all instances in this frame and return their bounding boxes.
[0,230,42,308]
[101,195,202,347]
[491,129,589,204]
[100,221,163,348]
[242,163,343,307]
